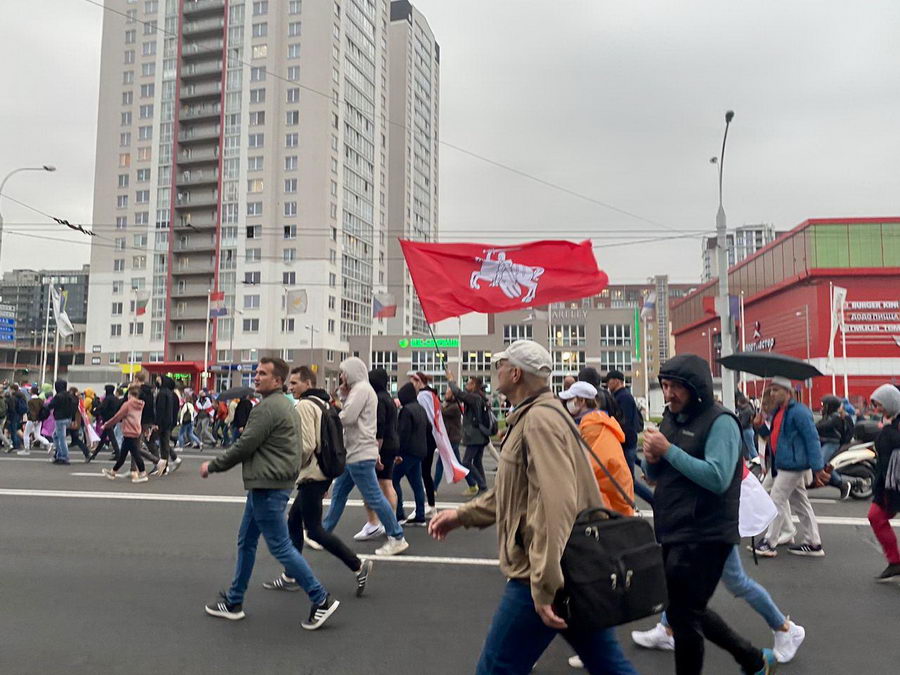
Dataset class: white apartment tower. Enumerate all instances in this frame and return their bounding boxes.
[386,0,439,335]
[87,0,424,381]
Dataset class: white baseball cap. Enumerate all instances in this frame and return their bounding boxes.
[492,340,552,376]
[769,376,794,391]
[559,381,598,400]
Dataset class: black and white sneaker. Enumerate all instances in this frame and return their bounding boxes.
[204,593,245,620]
[403,517,428,527]
[839,481,853,501]
[875,563,900,582]
[788,543,825,557]
[301,594,340,631]
[355,559,373,597]
[263,573,301,592]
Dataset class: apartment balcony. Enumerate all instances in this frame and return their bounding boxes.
[174,211,217,230]
[168,325,209,343]
[174,257,216,275]
[182,0,225,18]
[177,147,219,166]
[180,104,220,122]
[176,168,219,188]
[181,59,223,80]
[178,124,220,143]
[172,304,211,320]
[174,236,216,252]
[182,17,224,38]
[182,39,224,61]
[171,281,213,298]
[179,81,222,101]
[175,190,218,209]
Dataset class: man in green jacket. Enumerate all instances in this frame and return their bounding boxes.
[201,357,339,631]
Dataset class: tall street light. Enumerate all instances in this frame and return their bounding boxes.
[0,165,57,275]
[713,111,736,409]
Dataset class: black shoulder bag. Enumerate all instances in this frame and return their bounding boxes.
[523,403,667,632]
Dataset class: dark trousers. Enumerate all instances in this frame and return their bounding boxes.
[91,428,120,459]
[663,542,764,675]
[287,480,360,573]
[463,443,487,491]
[158,427,176,461]
[393,455,426,520]
[623,445,655,505]
[422,443,436,506]
[67,427,89,458]
[113,436,145,473]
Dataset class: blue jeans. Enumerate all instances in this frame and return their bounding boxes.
[178,421,201,447]
[623,445,655,506]
[821,441,843,487]
[662,544,785,631]
[393,455,426,520]
[477,579,638,675]
[54,419,71,461]
[742,428,758,460]
[434,442,462,488]
[226,489,327,606]
[322,459,403,538]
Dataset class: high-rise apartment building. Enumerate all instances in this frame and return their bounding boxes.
[87,0,428,385]
[385,0,439,335]
[701,223,778,281]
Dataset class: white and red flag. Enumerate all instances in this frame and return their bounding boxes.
[398,239,609,323]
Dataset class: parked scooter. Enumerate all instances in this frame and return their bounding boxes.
[812,421,879,500]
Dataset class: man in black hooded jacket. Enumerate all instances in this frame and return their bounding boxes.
[155,376,181,474]
[90,385,121,460]
[643,354,775,675]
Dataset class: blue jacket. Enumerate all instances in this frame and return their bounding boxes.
[759,399,824,472]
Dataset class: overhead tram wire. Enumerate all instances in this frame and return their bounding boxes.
[79,0,683,233]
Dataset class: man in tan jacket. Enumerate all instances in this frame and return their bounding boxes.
[429,340,636,674]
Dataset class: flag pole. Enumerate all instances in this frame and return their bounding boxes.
[203,288,211,389]
[739,291,746,393]
[52,308,60,383]
[457,316,462,380]
[40,283,51,385]
[830,282,836,395]
[130,288,136,373]
[841,299,849,398]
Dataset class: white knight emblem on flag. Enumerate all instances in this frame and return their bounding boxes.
[469,249,544,303]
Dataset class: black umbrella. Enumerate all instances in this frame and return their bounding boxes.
[217,386,255,401]
[717,352,824,381]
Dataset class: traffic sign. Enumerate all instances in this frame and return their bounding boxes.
[0,334,14,342]
[0,317,15,327]
[0,326,15,334]
[0,311,15,320]
[0,304,14,312]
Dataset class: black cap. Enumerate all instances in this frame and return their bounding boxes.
[603,369,625,383]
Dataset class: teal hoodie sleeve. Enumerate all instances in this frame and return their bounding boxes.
[663,416,741,494]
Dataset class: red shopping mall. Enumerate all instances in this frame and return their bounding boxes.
[671,218,900,408]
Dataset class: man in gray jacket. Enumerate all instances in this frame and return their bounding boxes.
[446,371,491,495]
[200,357,339,631]
[321,357,409,556]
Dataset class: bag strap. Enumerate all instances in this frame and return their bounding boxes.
[519,401,638,512]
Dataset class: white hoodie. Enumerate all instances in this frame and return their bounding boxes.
[338,357,379,464]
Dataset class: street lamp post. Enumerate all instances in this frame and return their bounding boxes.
[304,324,320,371]
[713,111,736,409]
[0,165,56,275]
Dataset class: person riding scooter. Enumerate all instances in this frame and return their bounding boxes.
[816,395,854,500]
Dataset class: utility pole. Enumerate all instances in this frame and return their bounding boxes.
[713,110,736,410]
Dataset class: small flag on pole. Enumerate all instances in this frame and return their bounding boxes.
[209,290,227,318]
[640,291,657,320]
[50,284,75,337]
[286,289,308,315]
[373,292,397,319]
[134,291,150,316]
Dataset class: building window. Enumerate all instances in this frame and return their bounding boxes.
[503,324,533,345]
[252,0,268,15]
[553,350,586,373]
[286,88,300,103]
[328,273,336,288]
[116,195,129,209]
[244,271,260,285]
[462,350,493,371]
[111,302,123,316]
[249,110,265,126]
[285,133,298,148]
[551,324,585,347]
[242,318,260,332]
[284,178,297,193]
[246,225,261,239]
[283,224,297,239]
[281,318,295,332]
[247,178,264,193]
[248,133,264,148]
[411,350,448,373]
[600,350,633,373]
[327,319,335,333]
[282,271,296,285]
[284,155,297,170]
[285,110,299,125]
[249,88,265,104]
[247,202,262,216]
[245,248,261,263]
[252,44,267,59]
[283,248,296,262]
[113,280,124,294]
[129,322,145,336]
[136,168,150,182]
[283,201,297,216]
[288,21,301,36]
[289,0,301,14]
[248,156,263,171]
[135,189,150,203]
[287,43,301,59]
[243,295,260,309]
[118,174,130,188]
[286,65,300,81]
[600,324,632,347]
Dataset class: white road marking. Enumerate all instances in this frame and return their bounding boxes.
[357,554,499,566]
[69,473,106,477]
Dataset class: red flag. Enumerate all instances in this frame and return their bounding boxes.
[399,239,609,323]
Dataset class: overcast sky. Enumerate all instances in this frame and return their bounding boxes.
[2,0,900,284]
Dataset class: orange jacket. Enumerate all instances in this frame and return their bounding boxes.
[578,410,635,516]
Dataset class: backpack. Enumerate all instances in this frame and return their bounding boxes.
[38,404,51,422]
[308,397,347,479]
[476,396,498,438]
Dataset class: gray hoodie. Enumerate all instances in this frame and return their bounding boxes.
[339,357,379,464]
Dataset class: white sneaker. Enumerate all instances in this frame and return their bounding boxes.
[353,523,385,541]
[776,531,796,546]
[304,531,324,550]
[773,619,805,663]
[568,655,584,669]
[424,505,437,519]
[631,623,675,651]
[16,449,31,456]
[132,472,149,484]
[375,536,409,556]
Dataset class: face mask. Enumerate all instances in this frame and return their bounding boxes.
[566,399,579,415]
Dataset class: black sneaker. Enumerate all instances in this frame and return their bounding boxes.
[301,594,340,630]
[262,573,301,592]
[750,539,777,558]
[403,517,428,527]
[788,543,825,557]
[204,592,245,620]
[355,559,373,597]
[876,563,900,582]
[839,481,853,501]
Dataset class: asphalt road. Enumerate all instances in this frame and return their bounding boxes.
[1,452,898,674]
